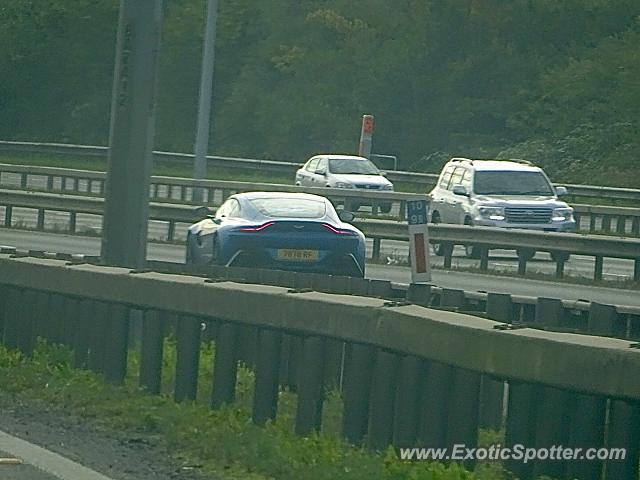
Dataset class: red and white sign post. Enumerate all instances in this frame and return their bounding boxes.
[358,114,374,159]
[407,199,431,283]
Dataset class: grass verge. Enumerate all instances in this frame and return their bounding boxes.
[0,340,509,480]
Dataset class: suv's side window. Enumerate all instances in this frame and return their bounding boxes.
[449,167,465,190]
[305,158,319,172]
[438,166,455,189]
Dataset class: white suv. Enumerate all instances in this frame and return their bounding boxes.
[429,158,575,260]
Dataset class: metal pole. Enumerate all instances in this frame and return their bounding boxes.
[101,0,164,268]
[193,0,219,203]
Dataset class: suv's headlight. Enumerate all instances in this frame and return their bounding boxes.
[552,207,574,222]
[478,206,505,221]
[334,182,355,189]
[382,184,394,191]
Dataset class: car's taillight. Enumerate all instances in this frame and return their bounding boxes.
[322,223,355,235]
[239,221,276,232]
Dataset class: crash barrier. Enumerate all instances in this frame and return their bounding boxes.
[2,140,640,203]
[0,253,639,480]
[5,247,636,342]
[1,165,640,237]
[1,190,639,281]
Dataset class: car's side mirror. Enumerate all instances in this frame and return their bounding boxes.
[452,185,469,197]
[316,168,327,176]
[338,210,355,223]
[194,206,212,218]
[555,186,568,196]
[380,171,388,177]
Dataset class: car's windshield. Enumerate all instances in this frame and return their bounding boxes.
[328,158,379,175]
[474,171,554,195]
[249,197,327,218]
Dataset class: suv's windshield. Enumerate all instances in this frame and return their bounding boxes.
[328,158,379,175]
[474,171,554,196]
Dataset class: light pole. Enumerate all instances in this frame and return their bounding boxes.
[101,0,164,268]
[193,0,219,203]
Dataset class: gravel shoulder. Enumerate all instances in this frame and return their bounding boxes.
[0,394,212,480]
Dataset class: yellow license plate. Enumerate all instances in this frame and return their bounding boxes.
[277,249,319,262]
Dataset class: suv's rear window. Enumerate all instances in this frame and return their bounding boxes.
[474,171,553,195]
[249,197,326,218]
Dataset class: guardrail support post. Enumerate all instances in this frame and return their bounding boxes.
[594,255,604,281]
[167,221,176,242]
[518,255,527,275]
[535,297,563,328]
[566,393,606,480]
[419,361,453,448]
[505,381,537,480]
[443,243,453,269]
[617,216,627,234]
[88,300,109,374]
[46,176,54,191]
[4,205,12,227]
[174,315,201,402]
[368,349,399,451]
[20,173,27,189]
[479,247,489,271]
[342,343,375,444]
[446,367,481,462]
[531,386,572,479]
[634,259,640,282]
[104,303,130,385]
[406,283,431,307]
[632,217,640,236]
[211,321,239,408]
[393,355,423,447]
[36,209,45,230]
[295,336,325,435]
[372,238,381,261]
[588,302,618,337]
[72,299,93,368]
[69,212,77,233]
[139,309,165,394]
[605,399,640,480]
[2,287,21,351]
[253,328,283,425]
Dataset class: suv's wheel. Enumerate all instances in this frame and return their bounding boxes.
[516,248,536,261]
[550,251,570,263]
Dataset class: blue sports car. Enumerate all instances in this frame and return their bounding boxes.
[186,192,366,277]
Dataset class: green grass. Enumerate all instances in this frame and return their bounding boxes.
[0,340,511,480]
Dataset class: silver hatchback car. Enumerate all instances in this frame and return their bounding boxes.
[295,154,394,213]
[429,158,576,261]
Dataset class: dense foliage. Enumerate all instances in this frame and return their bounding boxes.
[1,0,639,185]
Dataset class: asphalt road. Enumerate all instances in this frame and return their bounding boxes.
[1,228,638,307]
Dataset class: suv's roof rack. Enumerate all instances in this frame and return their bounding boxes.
[506,158,533,166]
[450,157,474,165]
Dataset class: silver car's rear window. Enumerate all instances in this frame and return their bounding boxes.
[328,158,379,175]
[249,198,326,218]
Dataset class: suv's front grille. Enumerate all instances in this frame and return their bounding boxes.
[504,207,552,224]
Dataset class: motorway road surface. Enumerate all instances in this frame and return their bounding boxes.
[1,228,638,307]
[0,433,112,480]
[2,206,638,281]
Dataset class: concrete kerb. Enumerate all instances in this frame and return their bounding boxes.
[2,254,640,400]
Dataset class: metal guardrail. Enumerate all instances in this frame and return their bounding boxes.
[1,189,639,281]
[5,140,640,202]
[1,254,639,479]
[1,162,640,236]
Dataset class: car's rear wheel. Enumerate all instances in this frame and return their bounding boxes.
[516,248,536,261]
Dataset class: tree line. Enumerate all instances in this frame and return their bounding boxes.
[1,0,639,185]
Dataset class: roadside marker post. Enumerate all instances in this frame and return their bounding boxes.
[407,199,431,283]
[358,114,374,159]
